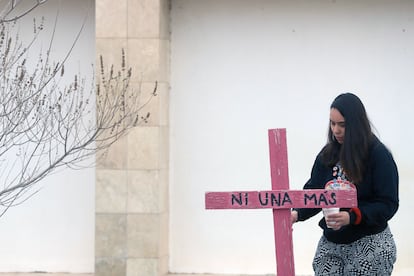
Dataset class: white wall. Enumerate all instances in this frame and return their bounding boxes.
[0,0,95,272]
[170,1,414,275]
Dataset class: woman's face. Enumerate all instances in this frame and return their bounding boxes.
[330,108,345,144]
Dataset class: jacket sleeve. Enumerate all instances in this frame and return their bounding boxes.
[359,143,399,227]
[295,155,326,221]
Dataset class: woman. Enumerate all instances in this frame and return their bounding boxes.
[291,93,399,275]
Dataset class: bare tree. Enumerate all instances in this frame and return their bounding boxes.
[0,0,48,23]
[0,0,157,216]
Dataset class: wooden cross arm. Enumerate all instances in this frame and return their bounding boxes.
[205,189,357,210]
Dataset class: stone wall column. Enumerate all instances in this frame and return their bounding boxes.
[95,0,170,275]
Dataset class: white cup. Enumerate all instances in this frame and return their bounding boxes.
[323,208,340,228]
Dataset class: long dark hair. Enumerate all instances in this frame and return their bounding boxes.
[321,93,374,184]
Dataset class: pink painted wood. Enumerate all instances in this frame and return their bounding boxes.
[205,128,357,275]
[268,128,295,276]
[205,189,357,209]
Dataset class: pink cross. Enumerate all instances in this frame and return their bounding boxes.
[205,128,357,276]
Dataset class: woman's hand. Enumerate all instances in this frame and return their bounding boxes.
[291,210,298,224]
[325,211,350,230]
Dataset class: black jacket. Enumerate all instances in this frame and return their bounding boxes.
[296,137,399,244]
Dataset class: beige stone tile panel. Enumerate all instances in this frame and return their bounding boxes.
[127,169,160,213]
[128,81,160,127]
[128,0,161,38]
[159,126,169,170]
[96,38,128,72]
[128,81,169,127]
[157,82,169,127]
[95,214,127,258]
[127,126,160,170]
[95,257,126,276]
[128,39,158,83]
[159,213,169,258]
[96,134,128,170]
[96,169,127,213]
[128,39,169,83]
[158,39,170,83]
[159,168,169,213]
[96,0,127,38]
[127,214,160,258]
[127,258,158,276]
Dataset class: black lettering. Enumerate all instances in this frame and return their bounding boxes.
[304,193,317,205]
[318,193,329,205]
[231,193,243,206]
[258,192,269,206]
[328,192,337,205]
[282,193,292,205]
[271,193,281,206]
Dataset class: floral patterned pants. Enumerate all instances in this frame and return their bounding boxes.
[313,227,396,275]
